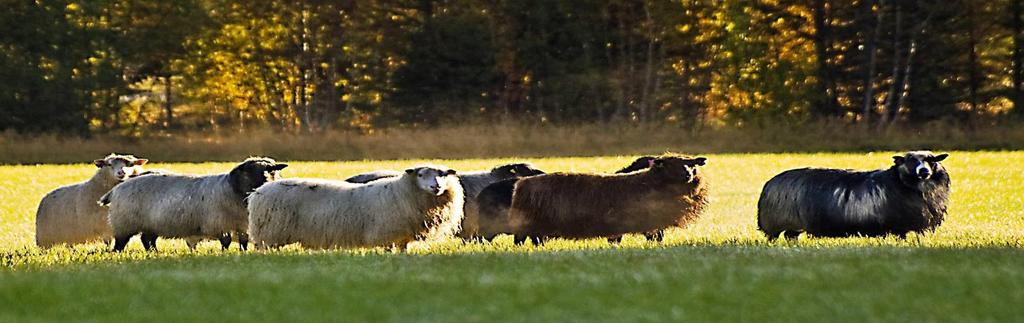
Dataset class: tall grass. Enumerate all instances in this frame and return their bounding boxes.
[3,121,1024,164]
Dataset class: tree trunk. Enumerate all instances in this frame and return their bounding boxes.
[887,4,932,128]
[812,0,837,117]
[298,4,312,133]
[640,1,656,123]
[967,6,980,115]
[879,3,902,129]
[612,5,630,121]
[860,0,880,124]
[886,20,921,130]
[163,76,173,129]
[1012,0,1024,116]
[890,35,916,129]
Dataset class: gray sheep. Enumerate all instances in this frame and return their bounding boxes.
[35,154,148,248]
[101,157,288,251]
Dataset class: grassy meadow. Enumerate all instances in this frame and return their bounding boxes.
[1,152,1023,321]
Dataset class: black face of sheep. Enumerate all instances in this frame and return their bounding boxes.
[616,156,657,174]
[650,156,706,183]
[894,152,948,186]
[757,151,950,240]
[229,157,288,197]
[492,163,546,179]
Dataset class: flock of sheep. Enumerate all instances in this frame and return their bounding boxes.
[34,150,951,251]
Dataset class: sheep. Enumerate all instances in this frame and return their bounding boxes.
[35,154,149,248]
[347,163,545,241]
[757,151,950,240]
[345,170,402,183]
[101,157,288,252]
[473,178,520,242]
[474,156,659,243]
[247,165,464,250]
[454,163,545,240]
[606,156,664,243]
[507,155,709,245]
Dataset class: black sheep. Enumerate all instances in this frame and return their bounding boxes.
[757,151,950,240]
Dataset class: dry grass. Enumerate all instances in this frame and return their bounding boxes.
[3,121,1024,164]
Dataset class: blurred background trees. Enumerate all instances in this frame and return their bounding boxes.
[1,0,1022,135]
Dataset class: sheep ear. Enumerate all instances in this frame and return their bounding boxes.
[892,156,905,165]
[133,159,149,166]
[270,163,288,171]
[928,154,948,162]
[94,159,107,168]
[405,168,416,175]
[693,157,707,166]
[446,169,457,176]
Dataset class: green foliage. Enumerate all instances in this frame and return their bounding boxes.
[2,0,1024,133]
[389,3,499,124]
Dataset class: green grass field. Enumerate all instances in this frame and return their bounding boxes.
[1,152,1022,322]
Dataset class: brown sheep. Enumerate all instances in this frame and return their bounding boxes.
[507,155,708,245]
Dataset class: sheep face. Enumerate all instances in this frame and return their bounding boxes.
[492,163,546,179]
[94,154,148,181]
[229,157,289,197]
[406,167,458,196]
[650,156,707,183]
[893,151,948,185]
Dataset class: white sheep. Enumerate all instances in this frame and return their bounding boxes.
[347,163,545,240]
[101,157,288,252]
[248,165,464,250]
[35,154,149,248]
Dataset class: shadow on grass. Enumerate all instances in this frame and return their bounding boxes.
[4,233,1022,271]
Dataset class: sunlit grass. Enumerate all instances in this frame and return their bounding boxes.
[0,152,1022,321]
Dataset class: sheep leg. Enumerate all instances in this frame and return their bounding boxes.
[237,233,249,251]
[607,236,623,244]
[513,235,527,246]
[645,230,665,242]
[385,243,408,253]
[531,236,546,246]
[185,237,200,250]
[140,232,158,252]
[783,231,802,241]
[218,233,232,250]
[112,234,133,252]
